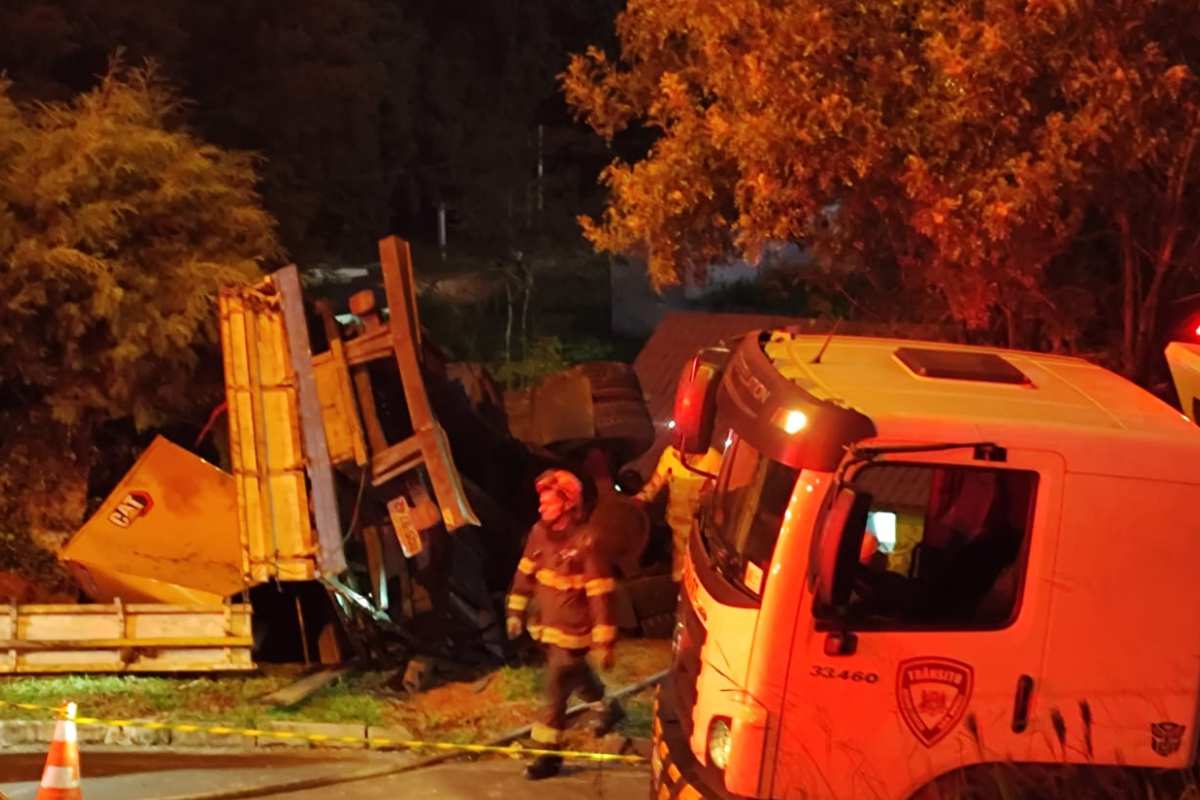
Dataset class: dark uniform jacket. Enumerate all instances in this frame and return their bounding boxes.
[507,520,617,651]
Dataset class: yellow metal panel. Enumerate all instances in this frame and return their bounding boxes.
[63,566,228,607]
[60,437,245,603]
[219,282,319,583]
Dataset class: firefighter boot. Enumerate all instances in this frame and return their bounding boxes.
[592,698,626,737]
[524,754,564,780]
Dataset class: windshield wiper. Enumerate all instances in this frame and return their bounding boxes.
[698,515,756,598]
[840,441,1004,482]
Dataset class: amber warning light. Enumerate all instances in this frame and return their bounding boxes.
[771,407,808,434]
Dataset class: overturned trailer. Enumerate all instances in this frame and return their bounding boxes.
[18,236,659,673]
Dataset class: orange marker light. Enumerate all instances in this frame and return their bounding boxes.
[783,409,808,434]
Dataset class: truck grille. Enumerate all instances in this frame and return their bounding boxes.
[672,595,706,739]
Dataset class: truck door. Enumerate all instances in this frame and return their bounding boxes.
[773,449,1064,800]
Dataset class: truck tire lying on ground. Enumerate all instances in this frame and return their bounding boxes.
[615,574,678,639]
[568,361,656,465]
[638,612,677,639]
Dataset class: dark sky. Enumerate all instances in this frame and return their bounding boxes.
[0,0,630,261]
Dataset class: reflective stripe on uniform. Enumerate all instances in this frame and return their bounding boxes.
[592,624,617,645]
[507,593,529,611]
[517,557,537,575]
[585,577,615,597]
[531,722,563,744]
[535,568,587,591]
[527,624,594,650]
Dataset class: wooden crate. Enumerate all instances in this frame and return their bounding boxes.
[0,602,254,673]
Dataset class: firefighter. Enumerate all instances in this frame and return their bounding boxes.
[506,468,624,781]
[632,443,722,581]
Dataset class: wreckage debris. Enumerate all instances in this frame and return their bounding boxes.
[11,236,673,676]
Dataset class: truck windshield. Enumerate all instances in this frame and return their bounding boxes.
[700,433,799,595]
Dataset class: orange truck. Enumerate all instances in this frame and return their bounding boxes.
[651,330,1200,799]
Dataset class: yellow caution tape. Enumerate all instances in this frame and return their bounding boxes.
[0,699,644,765]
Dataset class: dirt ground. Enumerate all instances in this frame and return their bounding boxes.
[0,639,672,747]
[379,638,671,744]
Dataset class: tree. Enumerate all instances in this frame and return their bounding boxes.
[407,0,623,252]
[0,62,281,536]
[0,0,422,264]
[565,0,1200,379]
[0,1,627,265]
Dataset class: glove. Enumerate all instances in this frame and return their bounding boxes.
[506,616,524,640]
[591,646,615,671]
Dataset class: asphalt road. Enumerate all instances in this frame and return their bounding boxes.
[0,749,647,800]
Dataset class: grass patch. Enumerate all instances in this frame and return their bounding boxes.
[436,727,479,745]
[619,696,653,739]
[0,640,670,749]
[495,665,543,702]
[0,670,386,727]
[0,674,285,722]
[266,682,385,725]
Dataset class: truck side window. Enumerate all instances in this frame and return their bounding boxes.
[846,463,1037,630]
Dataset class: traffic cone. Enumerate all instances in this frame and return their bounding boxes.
[36,702,81,799]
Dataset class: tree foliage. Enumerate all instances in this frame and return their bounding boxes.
[0,63,280,534]
[0,62,281,428]
[565,0,1200,378]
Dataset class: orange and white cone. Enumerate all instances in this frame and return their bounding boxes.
[36,702,81,799]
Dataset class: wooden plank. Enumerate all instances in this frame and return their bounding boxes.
[2,661,253,674]
[11,603,251,614]
[263,667,351,708]
[274,265,348,577]
[245,293,277,580]
[379,237,435,430]
[362,526,388,610]
[0,637,254,650]
[378,239,479,532]
[317,622,343,665]
[219,285,316,584]
[0,603,255,673]
[370,436,423,487]
[343,327,393,366]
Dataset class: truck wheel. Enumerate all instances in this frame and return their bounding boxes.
[571,362,655,462]
[572,361,643,400]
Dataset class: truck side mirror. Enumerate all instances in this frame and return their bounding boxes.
[672,355,721,455]
[815,488,873,611]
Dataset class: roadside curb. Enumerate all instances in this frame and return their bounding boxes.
[0,718,409,751]
[0,718,654,755]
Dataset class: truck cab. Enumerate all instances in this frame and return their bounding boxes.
[652,329,1200,799]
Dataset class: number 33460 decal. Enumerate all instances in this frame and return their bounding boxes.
[811,665,880,684]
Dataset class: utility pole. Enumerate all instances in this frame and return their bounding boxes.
[437,201,447,262]
[536,124,544,218]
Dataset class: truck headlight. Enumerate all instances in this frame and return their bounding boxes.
[707,717,732,770]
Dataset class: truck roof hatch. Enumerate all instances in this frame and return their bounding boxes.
[894,347,1032,386]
